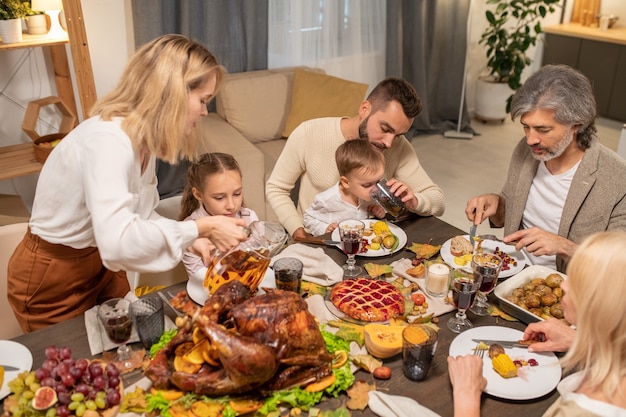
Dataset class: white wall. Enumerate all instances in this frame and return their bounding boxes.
[1,0,625,204]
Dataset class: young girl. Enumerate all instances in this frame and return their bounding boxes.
[179,153,259,298]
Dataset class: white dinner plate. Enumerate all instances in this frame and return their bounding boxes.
[186,267,276,305]
[0,340,33,400]
[331,222,407,258]
[449,326,561,400]
[441,235,526,278]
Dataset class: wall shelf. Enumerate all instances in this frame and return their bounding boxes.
[0,0,95,181]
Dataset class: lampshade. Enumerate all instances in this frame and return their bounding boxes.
[31,0,63,11]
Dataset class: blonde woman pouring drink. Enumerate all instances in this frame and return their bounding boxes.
[8,35,247,332]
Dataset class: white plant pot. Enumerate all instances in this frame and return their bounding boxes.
[0,18,24,43]
[26,14,48,35]
[474,76,513,122]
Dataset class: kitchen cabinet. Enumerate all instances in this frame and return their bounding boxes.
[543,23,626,121]
[0,0,95,181]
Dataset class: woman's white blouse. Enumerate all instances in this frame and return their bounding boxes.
[29,117,198,273]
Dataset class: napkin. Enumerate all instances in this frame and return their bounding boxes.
[85,291,176,356]
[368,391,441,417]
[271,244,343,286]
[390,258,456,317]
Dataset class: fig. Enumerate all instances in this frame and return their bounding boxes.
[32,386,58,410]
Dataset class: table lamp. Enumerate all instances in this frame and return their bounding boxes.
[31,0,65,38]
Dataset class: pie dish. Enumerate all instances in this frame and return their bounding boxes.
[328,277,404,322]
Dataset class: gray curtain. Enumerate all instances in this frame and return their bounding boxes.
[386,0,472,135]
[131,0,269,198]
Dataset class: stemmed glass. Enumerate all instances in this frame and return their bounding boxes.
[338,219,365,277]
[447,271,482,333]
[469,253,503,316]
[98,298,140,370]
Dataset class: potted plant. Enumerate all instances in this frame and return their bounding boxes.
[475,0,560,121]
[0,0,31,43]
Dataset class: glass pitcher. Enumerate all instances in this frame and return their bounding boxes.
[203,221,287,294]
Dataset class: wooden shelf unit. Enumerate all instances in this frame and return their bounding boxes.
[0,0,95,181]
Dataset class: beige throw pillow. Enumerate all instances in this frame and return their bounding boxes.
[217,72,290,143]
[282,69,368,137]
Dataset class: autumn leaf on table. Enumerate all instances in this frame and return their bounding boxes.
[490,305,518,322]
[406,242,442,259]
[364,263,393,278]
[326,320,365,346]
[351,354,383,373]
[300,281,327,297]
[320,406,352,417]
[346,380,376,411]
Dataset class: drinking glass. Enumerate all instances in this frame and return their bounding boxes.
[98,298,140,370]
[447,272,481,333]
[469,253,503,316]
[402,325,438,381]
[369,179,406,218]
[338,219,365,277]
[130,297,165,350]
[273,257,303,293]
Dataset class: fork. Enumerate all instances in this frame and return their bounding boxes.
[473,343,485,359]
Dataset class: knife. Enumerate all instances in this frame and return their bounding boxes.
[469,224,477,249]
[294,236,341,246]
[0,364,20,371]
[471,339,530,349]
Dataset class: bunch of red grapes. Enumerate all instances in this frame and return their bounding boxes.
[35,346,122,417]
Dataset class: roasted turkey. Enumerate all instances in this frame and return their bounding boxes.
[145,280,333,396]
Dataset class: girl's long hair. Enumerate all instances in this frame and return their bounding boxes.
[90,34,225,163]
[178,153,241,220]
[560,231,626,402]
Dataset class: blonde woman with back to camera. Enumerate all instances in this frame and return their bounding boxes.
[7,35,247,332]
[448,231,626,417]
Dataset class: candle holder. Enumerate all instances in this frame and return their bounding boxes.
[424,260,451,298]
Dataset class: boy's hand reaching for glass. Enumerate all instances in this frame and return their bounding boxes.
[325,222,339,234]
[368,204,386,219]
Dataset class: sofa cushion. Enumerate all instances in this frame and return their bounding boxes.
[217,72,290,143]
[282,69,369,137]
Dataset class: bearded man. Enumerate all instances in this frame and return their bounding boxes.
[266,78,445,240]
[466,65,626,272]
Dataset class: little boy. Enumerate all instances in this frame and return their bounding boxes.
[303,140,386,236]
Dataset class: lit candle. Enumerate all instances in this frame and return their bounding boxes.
[426,263,450,297]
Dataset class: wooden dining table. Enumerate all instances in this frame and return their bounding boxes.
[3,215,559,417]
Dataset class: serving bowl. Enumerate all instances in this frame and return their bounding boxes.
[493,265,567,324]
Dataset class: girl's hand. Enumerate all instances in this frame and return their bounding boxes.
[524,318,574,353]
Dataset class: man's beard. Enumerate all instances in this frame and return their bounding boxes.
[358,117,369,140]
[530,128,575,162]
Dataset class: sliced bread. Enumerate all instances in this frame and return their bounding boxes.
[450,235,473,256]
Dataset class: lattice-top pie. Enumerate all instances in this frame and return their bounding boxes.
[329,277,405,322]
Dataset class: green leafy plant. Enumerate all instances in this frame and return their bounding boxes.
[0,0,32,20]
[480,0,560,97]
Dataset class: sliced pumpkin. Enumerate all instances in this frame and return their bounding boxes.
[363,324,404,359]
[304,374,336,392]
[192,327,206,344]
[228,398,264,414]
[189,400,224,417]
[174,355,202,374]
[149,387,184,401]
[184,339,210,365]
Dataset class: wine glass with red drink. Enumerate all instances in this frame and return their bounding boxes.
[98,298,140,370]
[338,219,365,277]
[469,253,503,316]
[447,272,482,333]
